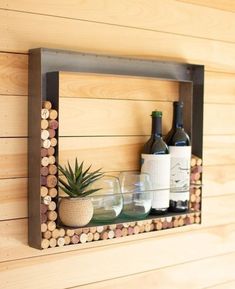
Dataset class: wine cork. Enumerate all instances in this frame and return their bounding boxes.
[50,138,57,147]
[173,219,179,227]
[40,213,47,223]
[97,226,104,233]
[41,139,51,149]
[48,201,56,211]
[80,233,88,243]
[100,231,109,240]
[47,221,56,231]
[185,216,191,225]
[48,188,57,198]
[93,232,100,241]
[129,222,136,227]
[108,230,115,239]
[114,228,122,238]
[195,216,201,224]
[162,221,168,229]
[41,129,50,140]
[52,229,60,239]
[87,232,94,242]
[41,157,49,167]
[75,228,83,235]
[40,204,48,214]
[64,235,71,245]
[57,237,65,247]
[190,215,195,224]
[190,194,196,202]
[166,217,172,222]
[49,120,59,130]
[116,224,123,230]
[47,210,57,221]
[193,203,200,211]
[48,156,56,165]
[156,222,163,230]
[150,223,154,231]
[108,224,117,230]
[43,195,51,205]
[71,234,80,244]
[191,166,202,174]
[196,196,201,203]
[48,128,56,138]
[47,147,55,156]
[137,220,144,226]
[43,230,52,239]
[133,225,140,234]
[146,220,152,225]
[195,180,202,185]
[41,166,49,176]
[89,227,97,234]
[144,223,151,232]
[40,186,48,197]
[41,108,49,119]
[195,212,200,217]
[41,176,47,186]
[168,221,173,229]
[49,109,58,120]
[41,223,48,233]
[41,119,49,130]
[121,227,128,237]
[178,218,184,227]
[46,175,57,188]
[66,229,75,237]
[82,228,90,234]
[41,238,50,249]
[49,238,57,248]
[43,101,52,110]
[123,223,129,228]
[41,148,48,157]
[128,227,134,235]
[139,225,145,233]
[195,188,201,197]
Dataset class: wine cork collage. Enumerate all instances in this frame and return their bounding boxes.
[39,101,202,250]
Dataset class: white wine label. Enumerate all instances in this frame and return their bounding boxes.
[169,146,191,202]
[141,154,170,209]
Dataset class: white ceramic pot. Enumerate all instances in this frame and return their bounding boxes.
[59,197,93,227]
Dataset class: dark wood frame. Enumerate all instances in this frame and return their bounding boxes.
[28,48,204,249]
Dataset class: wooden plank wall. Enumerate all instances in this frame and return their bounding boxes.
[0,1,235,288]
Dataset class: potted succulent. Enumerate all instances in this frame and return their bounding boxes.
[58,158,103,227]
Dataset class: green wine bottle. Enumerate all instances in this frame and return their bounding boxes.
[141,111,170,214]
[165,101,191,212]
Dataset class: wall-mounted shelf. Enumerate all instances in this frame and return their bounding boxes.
[29,48,204,249]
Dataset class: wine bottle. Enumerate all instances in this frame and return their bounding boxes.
[141,111,171,214]
[165,101,191,212]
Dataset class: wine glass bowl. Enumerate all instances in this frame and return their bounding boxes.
[119,171,153,219]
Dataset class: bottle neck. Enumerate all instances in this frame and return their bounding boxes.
[151,116,162,137]
[173,104,184,128]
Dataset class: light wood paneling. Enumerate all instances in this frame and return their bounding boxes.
[206,281,235,289]
[203,165,235,196]
[73,253,235,289]
[0,194,234,262]
[0,95,27,137]
[59,98,173,137]
[0,244,234,289]
[59,72,179,101]
[0,52,27,96]
[203,136,235,166]
[205,71,235,104]
[0,138,27,179]
[0,178,27,221]
[1,0,235,42]
[178,0,235,13]
[1,10,235,73]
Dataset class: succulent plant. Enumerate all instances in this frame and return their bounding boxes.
[58,158,103,198]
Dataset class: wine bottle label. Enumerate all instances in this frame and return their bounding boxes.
[141,154,170,209]
[169,146,191,203]
[169,146,191,190]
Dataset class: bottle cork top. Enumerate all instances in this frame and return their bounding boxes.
[151,111,162,117]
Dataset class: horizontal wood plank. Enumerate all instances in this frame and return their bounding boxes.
[178,0,235,13]
[203,165,235,197]
[59,98,173,137]
[59,71,179,101]
[0,194,234,262]
[205,71,235,104]
[0,52,27,96]
[205,280,235,289]
[203,136,235,166]
[1,10,235,73]
[0,227,235,289]
[0,178,27,221]
[1,0,235,42]
[74,253,235,289]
